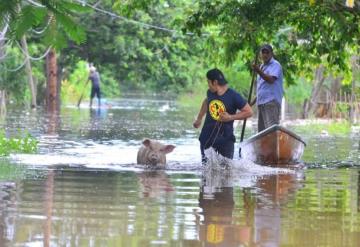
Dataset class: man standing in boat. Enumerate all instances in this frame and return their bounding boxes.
[251,44,284,132]
[193,68,253,163]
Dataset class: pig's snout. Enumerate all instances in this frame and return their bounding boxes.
[149,152,161,165]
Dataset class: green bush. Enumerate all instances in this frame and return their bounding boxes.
[0,131,38,156]
[292,121,351,136]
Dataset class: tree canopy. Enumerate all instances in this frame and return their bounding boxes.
[0,0,88,48]
[1,0,359,104]
[1,0,211,96]
[184,0,360,84]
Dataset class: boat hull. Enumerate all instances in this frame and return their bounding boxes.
[240,125,306,166]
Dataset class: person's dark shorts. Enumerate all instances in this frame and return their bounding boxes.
[91,86,101,99]
[199,123,235,162]
[213,139,234,159]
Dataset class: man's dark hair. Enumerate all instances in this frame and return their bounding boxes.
[260,44,273,53]
[206,68,228,85]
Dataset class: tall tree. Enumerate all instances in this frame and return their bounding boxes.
[61,0,208,93]
[0,0,87,49]
[20,35,37,108]
[0,24,8,113]
[184,0,360,84]
[1,0,90,109]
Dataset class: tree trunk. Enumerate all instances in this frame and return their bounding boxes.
[328,76,343,118]
[0,24,8,114]
[303,65,325,118]
[0,91,6,115]
[20,35,37,108]
[46,48,58,112]
[350,55,358,124]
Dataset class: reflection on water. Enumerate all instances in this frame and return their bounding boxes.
[198,164,303,247]
[0,96,360,246]
[137,171,174,198]
[1,168,359,246]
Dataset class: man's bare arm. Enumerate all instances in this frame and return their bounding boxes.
[193,98,207,128]
[219,103,253,122]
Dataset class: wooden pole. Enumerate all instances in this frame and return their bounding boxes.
[239,51,259,157]
[77,79,89,107]
[240,52,259,142]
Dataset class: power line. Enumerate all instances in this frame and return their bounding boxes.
[77,0,198,36]
[0,40,12,60]
[16,41,52,61]
[0,40,51,72]
[31,16,53,35]
[2,0,206,72]
[0,24,10,60]
[26,0,45,8]
[4,58,27,72]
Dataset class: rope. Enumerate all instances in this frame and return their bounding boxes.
[204,121,223,149]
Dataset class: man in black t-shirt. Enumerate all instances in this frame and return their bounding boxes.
[193,68,252,163]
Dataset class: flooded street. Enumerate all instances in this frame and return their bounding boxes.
[0,96,360,246]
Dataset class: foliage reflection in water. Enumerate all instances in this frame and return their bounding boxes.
[0,166,360,246]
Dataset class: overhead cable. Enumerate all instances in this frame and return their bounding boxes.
[32,16,53,35]
[16,41,52,61]
[26,0,45,8]
[4,58,27,72]
[0,41,12,60]
[77,0,197,36]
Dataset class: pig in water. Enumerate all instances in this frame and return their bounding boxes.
[137,139,175,166]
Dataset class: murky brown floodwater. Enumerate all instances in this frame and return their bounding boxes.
[0,96,359,246]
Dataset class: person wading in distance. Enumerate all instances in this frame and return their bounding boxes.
[87,65,101,108]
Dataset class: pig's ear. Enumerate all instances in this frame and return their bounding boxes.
[142,139,151,147]
[161,145,175,154]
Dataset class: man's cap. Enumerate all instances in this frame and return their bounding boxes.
[261,44,273,52]
[89,66,96,72]
[206,68,228,84]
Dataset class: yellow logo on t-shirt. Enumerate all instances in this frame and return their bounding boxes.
[206,224,224,244]
[209,100,226,121]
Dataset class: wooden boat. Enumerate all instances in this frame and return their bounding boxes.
[240,124,306,166]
